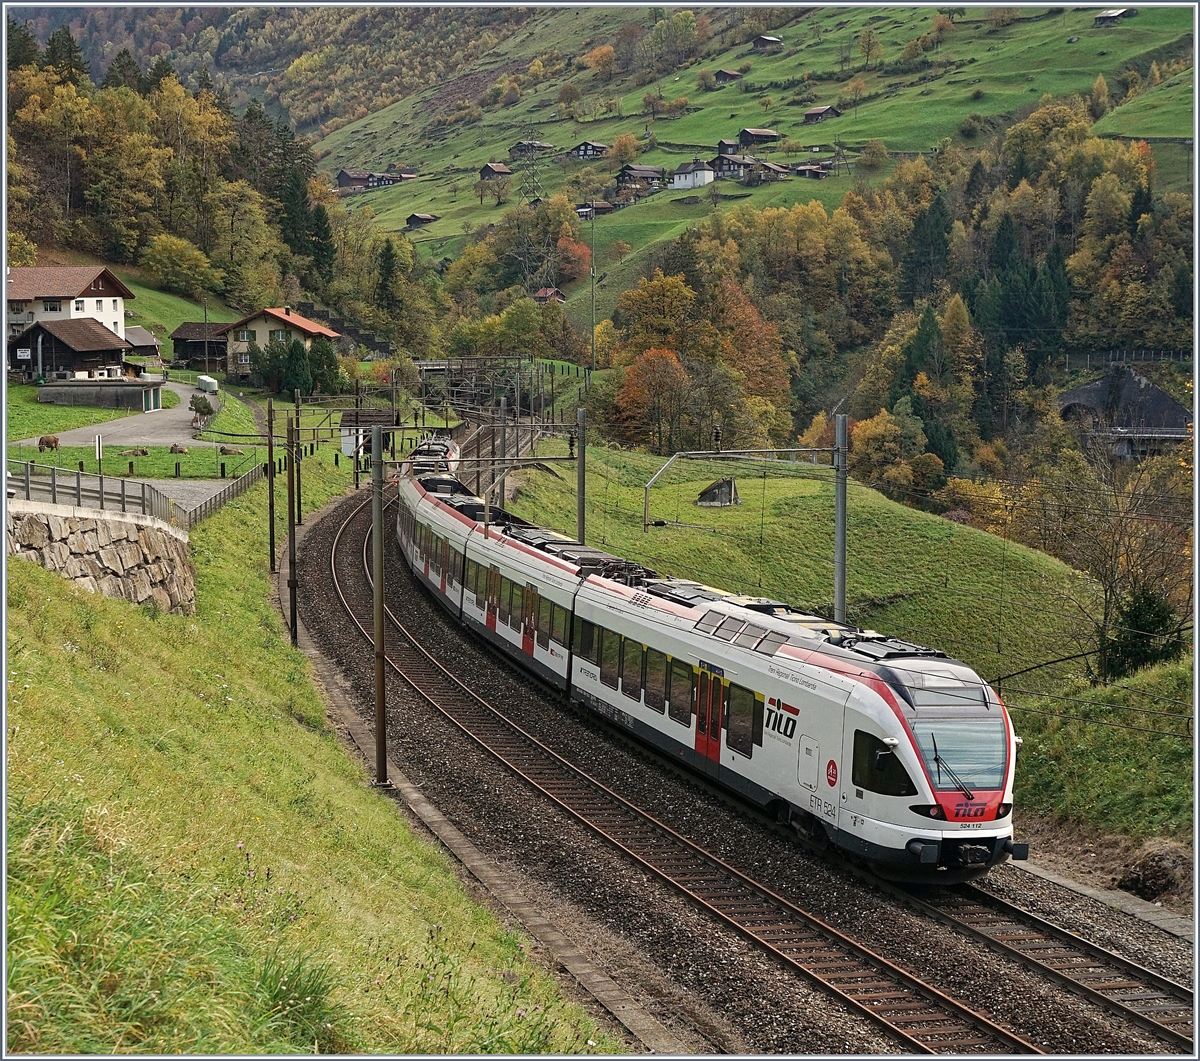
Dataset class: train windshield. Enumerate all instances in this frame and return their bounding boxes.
[910,716,1008,792]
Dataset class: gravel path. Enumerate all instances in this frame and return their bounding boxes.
[296,492,1193,1055]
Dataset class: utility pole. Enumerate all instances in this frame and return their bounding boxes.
[267,398,276,572]
[576,407,586,545]
[834,413,847,624]
[499,396,508,481]
[371,424,391,788]
[294,388,303,524]
[286,415,298,647]
[590,202,597,371]
[203,296,209,378]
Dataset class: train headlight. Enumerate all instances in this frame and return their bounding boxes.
[909,803,946,820]
[995,803,1012,818]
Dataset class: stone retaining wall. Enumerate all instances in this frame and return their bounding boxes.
[6,499,195,614]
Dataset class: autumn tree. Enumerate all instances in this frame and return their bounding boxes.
[582,44,616,82]
[614,269,697,359]
[857,27,883,70]
[617,347,690,453]
[142,234,223,298]
[608,132,641,168]
[844,76,867,115]
[1090,74,1111,121]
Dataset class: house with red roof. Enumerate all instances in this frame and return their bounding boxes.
[213,306,341,383]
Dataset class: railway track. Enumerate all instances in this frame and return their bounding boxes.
[329,493,1038,1055]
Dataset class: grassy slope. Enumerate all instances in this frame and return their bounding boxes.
[1012,660,1193,839]
[6,448,621,1054]
[313,5,1191,318]
[6,385,134,443]
[508,441,1083,688]
[508,440,1192,840]
[1093,72,1195,138]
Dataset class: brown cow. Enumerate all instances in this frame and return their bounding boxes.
[37,435,59,452]
[119,448,149,457]
[170,443,189,455]
[219,445,246,456]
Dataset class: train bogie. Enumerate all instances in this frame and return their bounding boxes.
[395,471,1027,884]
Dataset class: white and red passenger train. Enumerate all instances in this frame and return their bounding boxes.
[396,439,1029,883]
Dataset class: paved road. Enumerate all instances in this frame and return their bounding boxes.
[14,381,222,449]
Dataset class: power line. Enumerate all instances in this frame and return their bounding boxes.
[1005,704,1192,741]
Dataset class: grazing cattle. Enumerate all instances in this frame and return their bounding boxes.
[219,445,246,456]
[169,443,189,455]
[119,448,149,457]
[37,435,59,452]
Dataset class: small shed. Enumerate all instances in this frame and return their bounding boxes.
[752,35,783,50]
[739,127,780,149]
[714,70,743,85]
[406,212,440,229]
[804,106,842,124]
[479,162,513,181]
[698,477,740,507]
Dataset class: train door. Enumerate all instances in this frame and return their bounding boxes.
[485,566,499,632]
[439,539,448,595]
[522,584,538,655]
[694,670,722,776]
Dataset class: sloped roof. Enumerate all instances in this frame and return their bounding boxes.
[339,168,372,179]
[6,266,135,301]
[13,318,130,352]
[125,325,160,348]
[806,105,841,115]
[481,161,513,174]
[573,140,608,150]
[740,127,779,137]
[213,307,341,339]
[675,159,714,174]
[169,321,226,340]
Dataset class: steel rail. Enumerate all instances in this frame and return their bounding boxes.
[325,494,1040,1055]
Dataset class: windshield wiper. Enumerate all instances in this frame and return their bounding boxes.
[931,733,975,801]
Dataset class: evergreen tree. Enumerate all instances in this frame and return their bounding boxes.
[1127,180,1153,237]
[376,238,398,313]
[308,336,339,394]
[309,203,335,285]
[146,56,176,91]
[278,167,311,258]
[989,213,1020,275]
[962,158,987,211]
[7,16,40,70]
[281,337,313,397]
[1171,262,1192,319]
[43,25,89,86]
[900,195,951,303]
[101,48,146,93]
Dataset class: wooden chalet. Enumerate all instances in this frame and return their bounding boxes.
[169,322,225,367]
[337,168,401,191]
[714,70,743,85]
[757,160,790,180]
[804,106,842,123]
[510,140,555,159]
[710,153,757,179]
[8,318,130,382]
[532,287,566,305]
[479,162,513,180]
[406,212,441,229]
[752,35,783,50]
[739,127,780,149]
[616,164,665,194]
[717,138,740,155]
[570,140,608,160]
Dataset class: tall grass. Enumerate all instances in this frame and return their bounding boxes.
[6,447,621,1054]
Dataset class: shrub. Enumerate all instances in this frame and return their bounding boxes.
[141,235,223,299]
[970,86,985,100]
[959,112,987,138]
[859,139,888,169]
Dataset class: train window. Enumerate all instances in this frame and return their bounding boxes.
[574,618,600,664]
[621,639,643,701]
[465,558,476,591]
[712,616,745,641]
[537,597,552,649]
[551,603,569,646]
[499,577,512,623]
[694,610,723,634]
[727,684,757,757]
[853,731,918,797]
[710,680,723,740]
[733,623,767,649]
[475,564,487,608]
[754,631,789,656]
[667,659,693,726]
[488,567,500,608]
[599,628,620,689]
[511,583,524,629]
[644,648,667,713]
[449,548,461,584]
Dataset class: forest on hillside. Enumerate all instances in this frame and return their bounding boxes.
[7,17,1192,683]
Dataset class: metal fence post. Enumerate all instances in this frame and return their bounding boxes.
[51,466,57,505]
[24,461,30,500]
[76,469,82,506]
[286,416,298,647]
[99,473,105,510]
